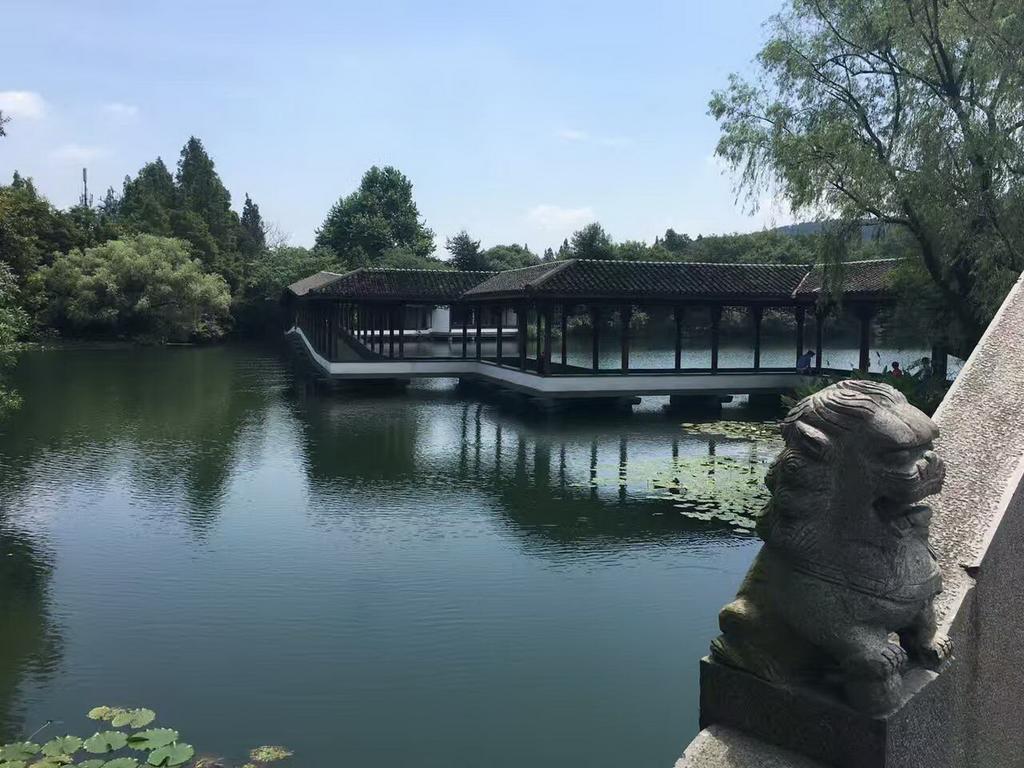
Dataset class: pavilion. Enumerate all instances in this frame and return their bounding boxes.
[285,258,909,399]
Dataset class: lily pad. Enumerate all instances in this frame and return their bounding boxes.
[83,734,127,756]
[42,739,82,759]
[31,758,73,768]
[0,761,27,768]
[111,711,154,730]
[248,747,292,763]
[86,709,114,722]
[76,761,105,768]
[126,732,177,752]
[146,745,193,767]
[2,745,41,762]
[101,760,137,768]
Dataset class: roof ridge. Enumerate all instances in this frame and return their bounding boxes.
[572,258,812,268]
[361,267,495,274]
[523,258,576,290]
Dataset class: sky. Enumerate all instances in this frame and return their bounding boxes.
[0,0,794,253]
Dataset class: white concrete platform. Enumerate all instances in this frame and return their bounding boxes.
[290,327,811,398]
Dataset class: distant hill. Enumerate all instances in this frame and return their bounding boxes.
[771,220,893,242]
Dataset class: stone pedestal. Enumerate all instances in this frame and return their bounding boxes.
[699,658,961,768]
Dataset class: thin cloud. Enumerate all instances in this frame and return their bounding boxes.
[0,91,46,119]
[526,204,596,232]
[101,102,140,121]
[49,143,109,164]
[555,127,632,147]
[556,128,590,142]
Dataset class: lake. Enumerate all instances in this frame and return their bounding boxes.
[0,333,924,767]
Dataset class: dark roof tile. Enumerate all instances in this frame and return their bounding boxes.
[793,259,900,299]
[309,267,494,302]
[464,259,810,301]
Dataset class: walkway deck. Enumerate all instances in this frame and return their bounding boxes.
[288,327,814,399]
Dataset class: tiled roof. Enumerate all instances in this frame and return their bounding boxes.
[463,259,810,301]
[286,270,345,296]
[309,267,495,302]
[793,259,900,300]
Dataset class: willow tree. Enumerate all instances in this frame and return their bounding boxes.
[710,0,1024,350]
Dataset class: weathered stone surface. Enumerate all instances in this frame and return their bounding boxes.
[927,273,1024,767]
[699,658,963,768]
[711,379,949,714]
[930,274,1024,625]
[676,725,827,768]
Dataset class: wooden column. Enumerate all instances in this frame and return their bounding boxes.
[560,304,568,367]
[475,306,483,360]
[331,304,338,361]
[710,305,722,373]
[795,305,806,365]
[857,305,872,373]
[461,307,468,359]
[388,307,396,358]
[534,307,542,368]
[591,306,601,372]
[495,306,504,365]
[674,305,683,371]
[752,306,763,371]
[620,305,632,373]
[518,303,528,371]
[815,309,825,373]
[542,304,553,375]
[398,303,405,359]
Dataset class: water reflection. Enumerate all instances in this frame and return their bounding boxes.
[0,345,768,768]
[0,346,286,533]
[0,522,60,738]
[296,386,775,552]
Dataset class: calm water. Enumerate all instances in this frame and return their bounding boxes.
[0,334,919,767]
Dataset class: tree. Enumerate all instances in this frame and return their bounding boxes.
[0,111,8,137]
[0,173,78,284]
[39,235,232,342]
[119,159,177,236]
[315,166,434,266]
[445,230,485,270]
[542,247,556,262]
[234,245,344,335]
[662,228,692,256]
[569,223,615,260]
[556,238,572,260]
[176,137,242,284]
[239,193,267,259]
[710,0,1024,351]
[0,264,28,416]
[479,243,540,271]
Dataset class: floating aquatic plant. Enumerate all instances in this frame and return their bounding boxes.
[0,708,289,768]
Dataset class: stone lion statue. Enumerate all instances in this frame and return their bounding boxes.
[711,379,951,714]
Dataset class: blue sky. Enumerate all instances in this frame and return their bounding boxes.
[1,0,792,252]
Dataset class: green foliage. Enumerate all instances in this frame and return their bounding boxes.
[445,230,483,270]
[233,245,343,336]
[0,174,78,284]
[83,733,128,755]
[1,708,293,768]
[41,737,83,758]
[247,748,291,763]
[0,264,28,417]
[710,0,1024,350]
[785,370,950,416]
[568,222,614,260]
[315,165,434,266]
[478,243,539,271]
[39,235,232,343]
[239,194,266,262]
